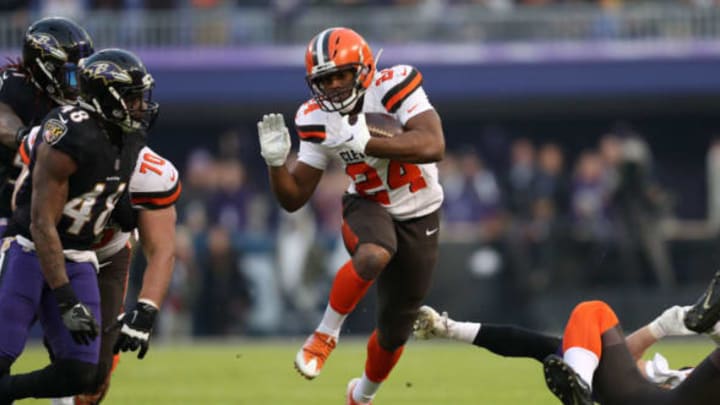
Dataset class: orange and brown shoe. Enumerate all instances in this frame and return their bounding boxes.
[294,331,337,379]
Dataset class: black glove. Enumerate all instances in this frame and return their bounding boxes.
[112,301,158,359]
[53,283,99,345]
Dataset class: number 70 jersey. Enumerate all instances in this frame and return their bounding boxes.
[295,64,444,221]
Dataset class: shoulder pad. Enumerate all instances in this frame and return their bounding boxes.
[372,65,424,114]
[40,106,99,166]
[129,146,182,209]
[294,99,327,144]
[41,106,95,145]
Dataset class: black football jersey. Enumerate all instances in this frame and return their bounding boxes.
[0,66,56,218]
[11,105,144,250]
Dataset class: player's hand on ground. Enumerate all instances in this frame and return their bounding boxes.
[112,300,158,359]
[648,305,694,338]
[257,113,291,167]
[324,113,371,153]
[53,283,99,345]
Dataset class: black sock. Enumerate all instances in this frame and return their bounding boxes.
[473,323,562,363]
[5,359,97,400]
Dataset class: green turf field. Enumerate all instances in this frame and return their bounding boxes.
[11,337,716,404]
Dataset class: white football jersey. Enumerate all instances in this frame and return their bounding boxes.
[295,64,443,220]
[95,146,181,261]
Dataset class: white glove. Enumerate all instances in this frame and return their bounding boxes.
[648,305,694,339]
[644,352,692,389]
[324,113,371,153]
[257,113,291,167]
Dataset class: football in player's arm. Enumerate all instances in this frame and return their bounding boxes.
[258,27,445,405]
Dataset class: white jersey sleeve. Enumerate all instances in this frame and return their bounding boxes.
[294,100,331,170]
[372,64,434,124]
[129,146,182,210]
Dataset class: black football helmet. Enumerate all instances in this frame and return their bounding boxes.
[22,16,94,104]
[78,48,159,132]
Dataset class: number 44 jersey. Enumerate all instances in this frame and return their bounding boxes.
[11,105,144,251]
[294,64,444,221]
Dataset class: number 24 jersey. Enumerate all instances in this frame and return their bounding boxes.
[295,64,443,221]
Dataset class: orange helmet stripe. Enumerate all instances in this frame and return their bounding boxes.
[309,28,336,69]
[382,69,423,113]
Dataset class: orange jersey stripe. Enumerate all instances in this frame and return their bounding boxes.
[18,141,30,165]
[298,130,326,141]
[132,182,182,207]
[383,71,423,113]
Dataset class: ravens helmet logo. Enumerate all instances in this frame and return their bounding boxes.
[82,61,132,85]
[26,33,67,61]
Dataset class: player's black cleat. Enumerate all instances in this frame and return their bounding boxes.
[543,355,593,405]
[684,270,720,333]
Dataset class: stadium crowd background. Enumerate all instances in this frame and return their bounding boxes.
[3,0,720,340]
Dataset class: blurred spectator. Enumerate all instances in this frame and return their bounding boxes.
[208,159,252,233]
[156,225,197,340]
[506,137,537,220]
[192,226,250,335]
[611,136,675,287]
[706,138,720,230]
[571,150,610,237]
[440,149,504,241]
[534,142,570,220]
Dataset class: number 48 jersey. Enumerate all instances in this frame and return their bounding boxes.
[295,64,443,221]
[11,105,143,251]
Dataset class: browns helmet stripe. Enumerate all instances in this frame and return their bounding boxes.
[297,124,326,143]
[311,28,336,67]
[381,68,423,113]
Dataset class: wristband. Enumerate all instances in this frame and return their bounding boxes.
[52,283,79,309]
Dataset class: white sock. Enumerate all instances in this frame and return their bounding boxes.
[316,304,347,339]
[563,347,599,389]
[448,320,481,343]
[51,398,75,405]
[353,373,381,404]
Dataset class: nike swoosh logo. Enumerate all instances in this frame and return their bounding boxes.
[59,115,68,125]
[425,228,439,236]
[407,104,419,114]
[703,278,717,309]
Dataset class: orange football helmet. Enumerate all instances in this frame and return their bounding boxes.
[305,27,375,113]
